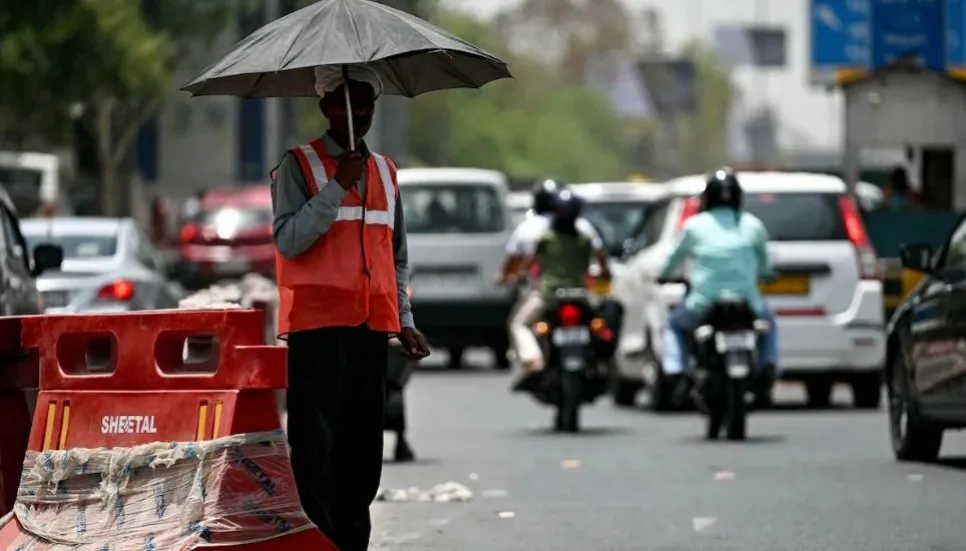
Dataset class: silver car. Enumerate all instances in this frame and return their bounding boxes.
[20,217,182,313]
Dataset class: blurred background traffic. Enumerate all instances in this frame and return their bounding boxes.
[0,0,962,412]
[2,0,957,311]
[5,0,966,547]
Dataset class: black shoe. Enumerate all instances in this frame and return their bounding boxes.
[753,363,777,409]
[394,436,416,463]
[512,370,544,394]
[688,370,711,415]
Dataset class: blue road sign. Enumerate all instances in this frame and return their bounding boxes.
[871,0,945,72]
[809,0,871,85]
[948,0,966,69]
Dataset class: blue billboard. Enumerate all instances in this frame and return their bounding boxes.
[871,0,945,72]
[809,0,871,85]
[949,0,966,70]
[810,0,966,85]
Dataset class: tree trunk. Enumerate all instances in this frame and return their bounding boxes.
[100,162,121,217]
[95,101,119,216]
[93,98,151,217]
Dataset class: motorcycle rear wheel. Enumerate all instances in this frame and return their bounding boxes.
[555,370,583,433]
[724,378,747,441]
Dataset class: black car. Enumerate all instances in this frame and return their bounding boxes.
[886,220,966,462]
[0,188,63,316]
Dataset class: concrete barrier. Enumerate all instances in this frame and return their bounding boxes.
[178,274,285,429]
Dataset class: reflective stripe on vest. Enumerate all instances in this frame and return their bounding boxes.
[293,143,396,227]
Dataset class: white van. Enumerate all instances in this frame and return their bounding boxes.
[399,168,515,369]
[0,151,61,217]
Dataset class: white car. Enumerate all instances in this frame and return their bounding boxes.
[611,172,887,410]
[571,182,668,263]
[507,191,533,226]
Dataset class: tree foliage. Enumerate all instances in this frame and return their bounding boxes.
[0,0,239,214]
[405,9,626,182]
[404,1,734,181]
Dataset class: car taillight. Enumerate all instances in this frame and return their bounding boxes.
[98,280,135,301]
[557,304,582,327]
[838,195,880,280]
[676,197,700,230]
[180,224,200,242]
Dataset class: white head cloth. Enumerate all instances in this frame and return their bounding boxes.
[313,65,384,99]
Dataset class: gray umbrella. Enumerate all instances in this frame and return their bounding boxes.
[180,0,511,99]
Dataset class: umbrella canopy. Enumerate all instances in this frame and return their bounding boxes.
[181,0,511,99]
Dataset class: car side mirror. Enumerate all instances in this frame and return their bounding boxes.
[899,242,934,273]
[32,243,63,276]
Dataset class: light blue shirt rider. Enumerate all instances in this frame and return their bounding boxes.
[659,206,772,316]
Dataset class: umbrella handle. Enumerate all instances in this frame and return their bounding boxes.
[343,65,355,151]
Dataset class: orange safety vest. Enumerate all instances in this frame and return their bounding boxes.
[274,138,401,338]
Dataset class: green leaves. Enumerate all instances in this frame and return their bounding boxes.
[0,0,237,147]
[406,8,626,182]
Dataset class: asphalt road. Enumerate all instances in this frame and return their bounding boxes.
[370,350,966,551]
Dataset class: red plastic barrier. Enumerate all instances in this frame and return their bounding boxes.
[0,317,37,518]
[0,309,335,550]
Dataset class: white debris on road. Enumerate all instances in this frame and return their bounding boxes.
[177,274,278,310]
[376,482,474,503]
[692,517,717,532]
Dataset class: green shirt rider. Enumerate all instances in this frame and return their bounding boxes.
[508,189,611,389]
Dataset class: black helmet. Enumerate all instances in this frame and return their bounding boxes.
[701,167,743,211]
[553,189,584,221]
[531,178,565,215]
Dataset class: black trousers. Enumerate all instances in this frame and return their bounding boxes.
[287,325,388,551]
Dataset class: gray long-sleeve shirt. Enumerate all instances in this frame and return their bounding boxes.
[270,132,414,329]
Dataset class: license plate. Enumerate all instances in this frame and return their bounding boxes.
[727,364,751,378]
[715,331,755,353]
[214,258,251,274]
[759,275,809,295]
[588,278,612,295]
[562,356,586,372]
[42,291,69,309]
[412,273,477,293]
[552,327,591,346]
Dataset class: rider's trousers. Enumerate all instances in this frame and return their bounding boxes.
[662,302,779,376]
[510,290,546,367]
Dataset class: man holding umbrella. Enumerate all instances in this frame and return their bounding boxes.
[270,64,431,550]
[180,3,511,547]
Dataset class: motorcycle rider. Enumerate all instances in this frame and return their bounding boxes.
[509,189,611,390]
[498,178,605,367]
[659,168,778,405]
[499,179,604,284]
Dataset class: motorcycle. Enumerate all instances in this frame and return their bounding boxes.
[530,288,613,432]
[657,277,770,441]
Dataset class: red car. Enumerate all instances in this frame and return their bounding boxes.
[175,186,275,289]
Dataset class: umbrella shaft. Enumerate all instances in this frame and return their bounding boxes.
[344,75,355,151]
